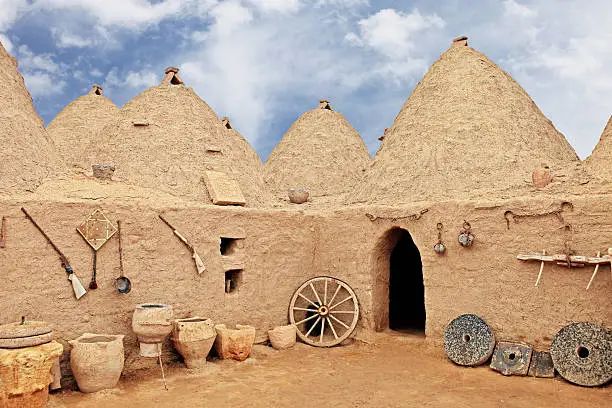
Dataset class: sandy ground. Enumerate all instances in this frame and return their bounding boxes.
[50,332,610,408]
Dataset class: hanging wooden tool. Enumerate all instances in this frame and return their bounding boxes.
[158,214,206,275]
[0,216,6,248]
[535,250,546,287]
[21,208,87,300]
[76,209,117,289]
[586,251,601,290]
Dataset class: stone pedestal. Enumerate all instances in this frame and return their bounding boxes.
[0,341,63,408]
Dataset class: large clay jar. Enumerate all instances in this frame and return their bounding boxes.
[171,317,216,369]
[0,341,63,408]
[268,325,297,350]
[132,304,173,357]
[214,324,256,361]
[69,333,125,393]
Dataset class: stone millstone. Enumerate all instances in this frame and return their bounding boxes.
[0,321,52,339]
[490,341,533,376]
[550,322,612,387]
[528,351,555,378]
[0,332,53,348]
[444,314,495,366]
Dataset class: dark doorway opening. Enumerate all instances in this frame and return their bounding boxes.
[389,230,425,332]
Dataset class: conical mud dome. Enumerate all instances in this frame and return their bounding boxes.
[47,85,119,169]
[353,37,578,204]
[0,40,63,195]
[586,116,612,179]
[91,69,266,206]
[264,100,371,199]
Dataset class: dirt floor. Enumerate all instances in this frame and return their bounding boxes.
[49,332,610,408]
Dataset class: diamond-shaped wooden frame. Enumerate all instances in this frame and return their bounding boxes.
[76,209,117,251]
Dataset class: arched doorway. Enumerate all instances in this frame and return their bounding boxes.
[370,228,425,333]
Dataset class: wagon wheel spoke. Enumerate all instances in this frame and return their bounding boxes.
[330,310,355,314]
[310,283,323,306]
[293,307,317,312]
[328,283,342,306]
[327,317,339,339]
[329,295,353,311]
[323,278,328,305]
[305,316,322,337]
[298,293,319,308]
[329,314,350,330]
[320,318,326,343]
[295,313,319,326]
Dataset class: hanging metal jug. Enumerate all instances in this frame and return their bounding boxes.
[458,221,474,247]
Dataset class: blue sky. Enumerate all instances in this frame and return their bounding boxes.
[1,0,611,160]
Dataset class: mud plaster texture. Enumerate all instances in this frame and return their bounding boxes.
[1,191,610,387]
[586,115,612,179]
[0,42,64,195]
[87,83,267,206]
[46,90,119,171]
[264,104,371,202]
[351,42,580,205]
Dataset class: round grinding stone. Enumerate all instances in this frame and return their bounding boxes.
[444,314,495,366]
[550,322,612,387]
[0,321,52,339]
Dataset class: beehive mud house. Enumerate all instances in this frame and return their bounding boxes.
[0,37,610,383]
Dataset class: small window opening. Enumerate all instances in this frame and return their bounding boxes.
[220,237,240,256]
[318,99,333,110]
[222,117,233,129]
[90,85,103,96]
[225,270,243,294]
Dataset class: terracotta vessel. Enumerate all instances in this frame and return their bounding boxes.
[68,333,124,393]
[214,324,256,361]
[268,325,297,350]
[132,303,173,357]
[0,341,63,408]
[288,188,309,204]
[172,317,216,368]
[532,166,552,189]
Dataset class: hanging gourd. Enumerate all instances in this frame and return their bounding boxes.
[458,221,474,247]
[433,222,446,254]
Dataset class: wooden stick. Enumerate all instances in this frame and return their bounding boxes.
[535,250,546,287]
[517,253,611,265]
[158,343,168,391]
[586,251,601,290]
[0,216,6,248]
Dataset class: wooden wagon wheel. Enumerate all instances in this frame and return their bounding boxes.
[289,276,359,347]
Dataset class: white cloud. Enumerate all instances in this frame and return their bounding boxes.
[0,33,13,53]
[0,0,28,32]
[209,1,253,36]
[16,45,61,73]
[22,72,66,98]
[246,0,301,13]
[352,9,445,59]
[503,0,537,18]
[104,68,158,91]
[51,28,93,48]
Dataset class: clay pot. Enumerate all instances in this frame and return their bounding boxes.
[171,317,216,369]
[214,324,256,361]
[69,333,124,393]
[0,341,63,408]
[532,166,552,189]
[268,325,297,350]
[92,164,115,180]
[132,304,173,357]
[288,188,309,204]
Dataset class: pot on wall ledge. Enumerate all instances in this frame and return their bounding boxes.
[172,317,216,369]
[69,333,125,393]
[214,324,256,361]
[132,303,174,357]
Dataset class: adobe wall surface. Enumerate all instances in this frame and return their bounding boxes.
[0,192,610,384]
